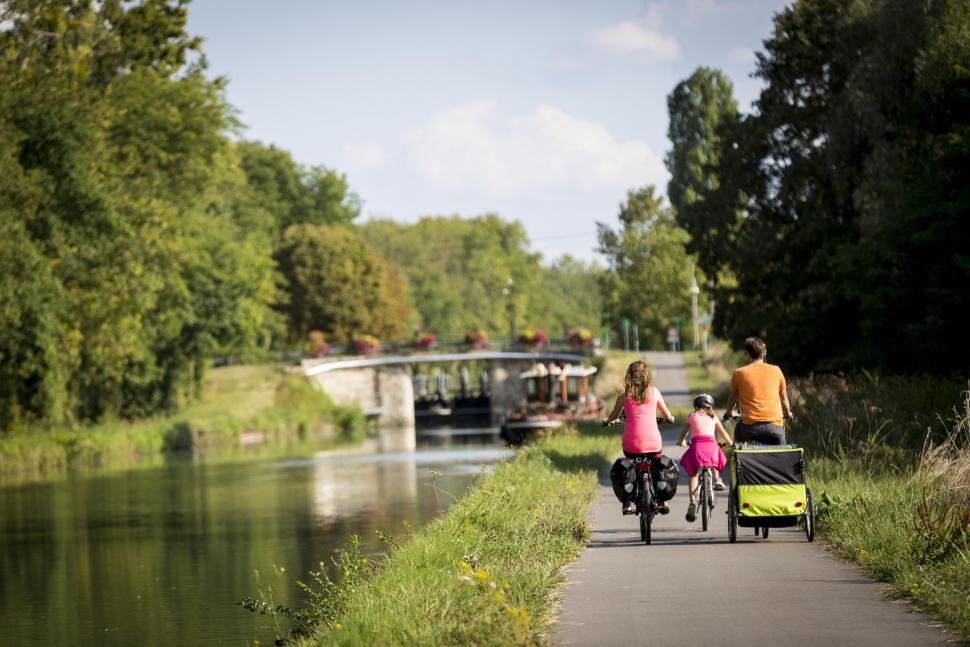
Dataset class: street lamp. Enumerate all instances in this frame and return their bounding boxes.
[689,264,700,351]
[502,278,516,345]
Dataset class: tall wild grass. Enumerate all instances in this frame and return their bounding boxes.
[801,381,970,640]
[787,372,967,466]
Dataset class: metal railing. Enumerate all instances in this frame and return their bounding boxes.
[211,338,596,367]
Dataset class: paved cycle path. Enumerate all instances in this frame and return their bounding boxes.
[642,351,692,408]
[555,354,949,646]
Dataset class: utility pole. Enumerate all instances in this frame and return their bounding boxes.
[689,263,700,350]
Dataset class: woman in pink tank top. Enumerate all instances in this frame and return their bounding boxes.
[602,361,674,514]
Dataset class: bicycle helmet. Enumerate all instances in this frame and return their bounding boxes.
[693,393,715,409]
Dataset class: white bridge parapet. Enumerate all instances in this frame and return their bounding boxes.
[301,351,588,449]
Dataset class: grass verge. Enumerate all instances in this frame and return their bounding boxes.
[0,366,366,483]
[811,457,969,640]
[291,425,616,646]
[794,389,970,641]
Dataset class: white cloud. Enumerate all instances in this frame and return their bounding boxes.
[587,4,680,62]
[405,100,667,196]
[343,141,386,169]
[728,47,757,64]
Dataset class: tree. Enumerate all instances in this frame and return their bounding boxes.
[0,0,278,425]
[238,141,360,235]
[275,225,408,343]
[526,256,604,339]
[360,215,542,339]
[665,67,739,284]
[597,187,706,349]
[706,0,970,374]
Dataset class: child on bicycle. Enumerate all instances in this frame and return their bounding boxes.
[603,360,674,515]
[677,394,733,523]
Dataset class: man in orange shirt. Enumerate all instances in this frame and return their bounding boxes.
[722,337,793,445]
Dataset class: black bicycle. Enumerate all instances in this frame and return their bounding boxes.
[683,437,729,531]
[606,415,671,544]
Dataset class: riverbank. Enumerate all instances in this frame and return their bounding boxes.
[0,365,366,483]
[293,425,616,646]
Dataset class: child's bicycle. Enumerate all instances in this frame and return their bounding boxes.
[721,417,817,543]
[684,438,729,532]
[607,416,670,544]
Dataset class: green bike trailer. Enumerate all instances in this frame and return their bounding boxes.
[727,444,816,543]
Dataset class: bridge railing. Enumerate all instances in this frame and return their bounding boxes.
[211,338,595,367]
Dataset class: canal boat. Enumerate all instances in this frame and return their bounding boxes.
[500,363,602,445]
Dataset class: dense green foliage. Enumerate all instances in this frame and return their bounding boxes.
[680,0,970,373]
[0,0,279,427]
[238,141,361,235]
[0,0,496,430]
[361,216,603,340]
[597,187,706,349]
[665,66,738,287]
[276,225,409,343]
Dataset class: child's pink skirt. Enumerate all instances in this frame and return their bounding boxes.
[679,435,726,476]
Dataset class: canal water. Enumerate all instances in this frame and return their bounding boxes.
[0,430,510,646]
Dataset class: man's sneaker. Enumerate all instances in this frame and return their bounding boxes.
[714,479,726,491]
[622,501,635,515]
[656,502,670,515]
[686,502,697,522]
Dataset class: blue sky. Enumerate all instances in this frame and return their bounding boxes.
[189,0,791,263]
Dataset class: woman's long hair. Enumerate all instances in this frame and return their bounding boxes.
[624,361,653,404]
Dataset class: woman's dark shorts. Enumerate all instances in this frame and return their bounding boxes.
[734,421,786,445]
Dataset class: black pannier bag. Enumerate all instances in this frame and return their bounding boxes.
[650,454,680,502]
[610,458,636,502]
[610,455,680,503]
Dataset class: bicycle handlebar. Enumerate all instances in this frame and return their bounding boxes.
[721,412,795,422]
[682,438,733,448]
[603,415,672,427]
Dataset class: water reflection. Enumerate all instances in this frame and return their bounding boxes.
[0,434,511,647]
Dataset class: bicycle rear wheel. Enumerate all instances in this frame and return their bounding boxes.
[639,484,652,545]
[727,492,738,543]
[805,488,816,542]
[700,471,711,531]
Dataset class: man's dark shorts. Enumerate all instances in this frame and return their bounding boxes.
[734,421,786,445]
